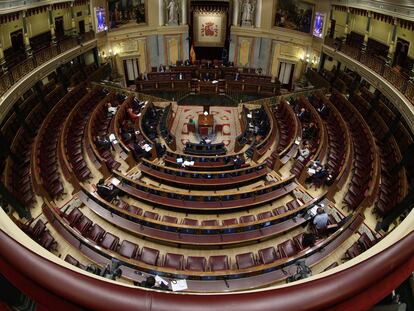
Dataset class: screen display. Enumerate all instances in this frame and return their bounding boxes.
[95,7,106,32]
[313,12,325,38]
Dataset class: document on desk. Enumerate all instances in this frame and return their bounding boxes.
[155,275,169,286]
[171,279,188,292]
[111,177,121,186]
[109,134,116,142]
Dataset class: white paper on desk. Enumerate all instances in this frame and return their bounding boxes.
[155,275,168,286]
[111,177,121,186]
[308,205,319,217]
[109,134,116,142]
[247,113,252,118]
[171,279,188,292]
[176,158,183,163]
[308,168,316,174]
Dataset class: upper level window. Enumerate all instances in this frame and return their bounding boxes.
[108,0,146,28]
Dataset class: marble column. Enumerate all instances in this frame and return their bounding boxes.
[48,6,57,44]
[181,0,187,25]
[233,0,239,26]
[387,18,398,66]
[71,1,77,37]
[342,7,350,44]
[255,0,262,28]
[159,0,165,26]
[362,11,371,54]
[87,0,93,31]
[22,11,32,57]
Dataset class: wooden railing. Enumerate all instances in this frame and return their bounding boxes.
[324,37,414,105]
[0,31,96,97]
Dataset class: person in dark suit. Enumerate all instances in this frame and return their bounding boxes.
[297,108,309,122]
[95,136,111,150]
[96,179,120,201]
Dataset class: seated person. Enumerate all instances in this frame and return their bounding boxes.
[96,179,120,201]
[318,104,328,118]
[297,108,310,122]
[297,143,311,162]
[107,103,117,116]
[303,122,317,140]
[325,173,335,186]
[184,59,191,66]
[127,108,139,122]
[120,127,132,143]
[312,166,328,184]
[302,232,317,248]
[313,207,329,231]
[95,136,111,151]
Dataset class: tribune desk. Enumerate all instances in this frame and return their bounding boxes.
[198,114,214,136]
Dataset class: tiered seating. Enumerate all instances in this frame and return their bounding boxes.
[184,141,227,155]
[33,85,87,199]
[139,159,268,188]
[159,103,177,150]
[309,91,352,197]
[60,88,107,183]
[20,219,56,251]
[41,202,363,286]
[349,93,407,216]
[141,102,163,141]
[87,91,122,175]
[330,91,380,211]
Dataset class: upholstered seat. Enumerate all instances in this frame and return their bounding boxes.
[221,218,238,226]
[119,240,139,259]
[186,256,207,271]
[163,253,184,270]
[278,239,298,258]
[272,205,287,215]
[162,215,178,224]
[239,215,256,223]
[38,230,55,250]
[74,216,92,234]
[358,232,373,251]
[286,199,301,211]
[235,252,256,269]
[139,247,160,265]
[99,233,119,251]
[258,247,280,264]
[182,218,198,226]
[31,219,46,239]
[64,254,80,267]
[66,208,82,226]
[87,224,105,242]
[201,219,219,226]
[143,211,159,220]
[257,211,273,220]
[345,242,362,259]
[208,255,229,271]
[127,205,143,215]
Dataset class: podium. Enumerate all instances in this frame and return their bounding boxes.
[198,114,214,136]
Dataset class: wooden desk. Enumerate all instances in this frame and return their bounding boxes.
[198,114,214,127]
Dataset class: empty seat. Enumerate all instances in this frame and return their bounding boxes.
[208,255,229,271]
[186,256,207,271]
[163,253,184,270]
[182,218,198,226]
[38,231,55,250]
[358,232,373,251]
[273,205,287,215]
[257,211,273,220]
[258,247,280,264]
[99,233,119,251]
[286,199,301,210]
[143,211,159,220]
[201,219,219,226]
[221,218,238,226]
[31,219,46,239]
[239,215,256,223]
[119,240,139,259]
[162,215,178,224]
[345,242,362,259]
[74,216,92,234]
[278,239,298,258]
[140,247,160,265]
[66,208,82,226]
[64,254,80,267]
[235,252,256,269]
[87,224,105,242]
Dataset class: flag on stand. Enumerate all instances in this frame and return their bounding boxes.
[190,42,196,64]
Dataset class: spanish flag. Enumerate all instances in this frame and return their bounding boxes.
[190,42,196,64]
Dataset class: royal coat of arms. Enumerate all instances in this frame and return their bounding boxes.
[201,22,218,37]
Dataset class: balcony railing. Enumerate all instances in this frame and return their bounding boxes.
[324,37,414,105]
[0,32,95,97]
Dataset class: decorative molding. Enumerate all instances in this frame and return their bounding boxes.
[331,0,414,21]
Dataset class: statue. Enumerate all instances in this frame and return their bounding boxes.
[241,0,255,26]
[166,0,178,25]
